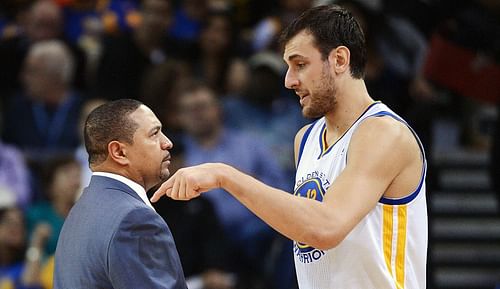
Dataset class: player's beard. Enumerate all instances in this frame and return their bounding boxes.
[302,64,337,119]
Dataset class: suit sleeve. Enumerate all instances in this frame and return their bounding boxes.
[107,207,187,289]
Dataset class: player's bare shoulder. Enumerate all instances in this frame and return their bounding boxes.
[352,115,424,198]
[355,116,420,158]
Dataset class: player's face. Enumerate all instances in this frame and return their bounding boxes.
[126,105,173,190]
[284,31,337,118]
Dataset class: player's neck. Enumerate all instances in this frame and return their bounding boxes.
[323,79,374,144]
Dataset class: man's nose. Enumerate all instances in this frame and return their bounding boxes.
[161,133,173,150]
[284,69,299,89]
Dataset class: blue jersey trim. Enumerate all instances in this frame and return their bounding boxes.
[379,162,426,205]
[368,111,427,205]
[297,121,317,167]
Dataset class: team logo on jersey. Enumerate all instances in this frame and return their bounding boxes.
[293,178,326,263]
[294,178,326,201]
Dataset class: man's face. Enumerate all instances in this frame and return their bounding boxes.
[22,55,52,100]
[126,105,173,190]
[141,0,172,35]
[26,0,63,42]
[50,162,81,204]
[0,208,25,248]
[283,31,337,118]
[200,15,230,54]
[178,88,220,139]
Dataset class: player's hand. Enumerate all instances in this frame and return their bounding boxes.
[150,163,223,202]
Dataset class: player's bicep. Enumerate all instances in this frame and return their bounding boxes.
[347,118,407,191]
[323,118,408,233]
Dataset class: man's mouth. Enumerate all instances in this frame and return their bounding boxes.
[299,93,309,105]
[295,90,309,99]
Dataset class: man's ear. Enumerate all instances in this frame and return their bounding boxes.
[107,141,129,166]
[328,46,350,74]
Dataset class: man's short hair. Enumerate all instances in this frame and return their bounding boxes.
[84,99,142,165]
[279,4,367,79]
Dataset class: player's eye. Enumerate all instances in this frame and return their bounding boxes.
[296,62,306,69]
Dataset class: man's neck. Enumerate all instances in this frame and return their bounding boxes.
[91,164,146,190]
[323,78,374,145]
[41,87,68,107]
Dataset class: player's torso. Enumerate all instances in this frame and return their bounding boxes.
[293,102,428,289]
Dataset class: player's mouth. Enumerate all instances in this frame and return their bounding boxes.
[299,93,310,106]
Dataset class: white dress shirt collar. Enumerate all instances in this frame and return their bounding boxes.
[92,172,155,211]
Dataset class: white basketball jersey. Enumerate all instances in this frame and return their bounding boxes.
[293,102,427,289]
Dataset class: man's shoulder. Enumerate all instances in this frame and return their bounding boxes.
[73,179,142,216]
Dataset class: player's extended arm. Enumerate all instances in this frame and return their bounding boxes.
[152,118,412,250]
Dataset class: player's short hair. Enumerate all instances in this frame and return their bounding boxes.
[279,4,367,79]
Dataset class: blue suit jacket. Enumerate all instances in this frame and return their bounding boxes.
[54,176,187,289]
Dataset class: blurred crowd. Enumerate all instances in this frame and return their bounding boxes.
[0,0,498,288]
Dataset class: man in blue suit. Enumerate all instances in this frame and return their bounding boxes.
[54,99,187,288]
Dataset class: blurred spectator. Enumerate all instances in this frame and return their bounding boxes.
[0,0,30,40]
[19,223,51,289]
[189,10,247,95]
[38,255,53,289]
[2,40,84,160]
[250,0,313,53]
[59,0,141,43]
[0,206,27,288]
[25,154,81,256]
[223,51,307,184]
[60,0,143,87]
[0,205,53,289]
[176,81,291,288]
[154,196,236,289]
[93,0,185,100]
[0,141,31,208]
[140,59,192,139]
[168,0,208,43]
[0,0,87,100]
[74,14,104,90]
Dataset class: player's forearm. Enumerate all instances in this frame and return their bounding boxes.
[216,163,345,250]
